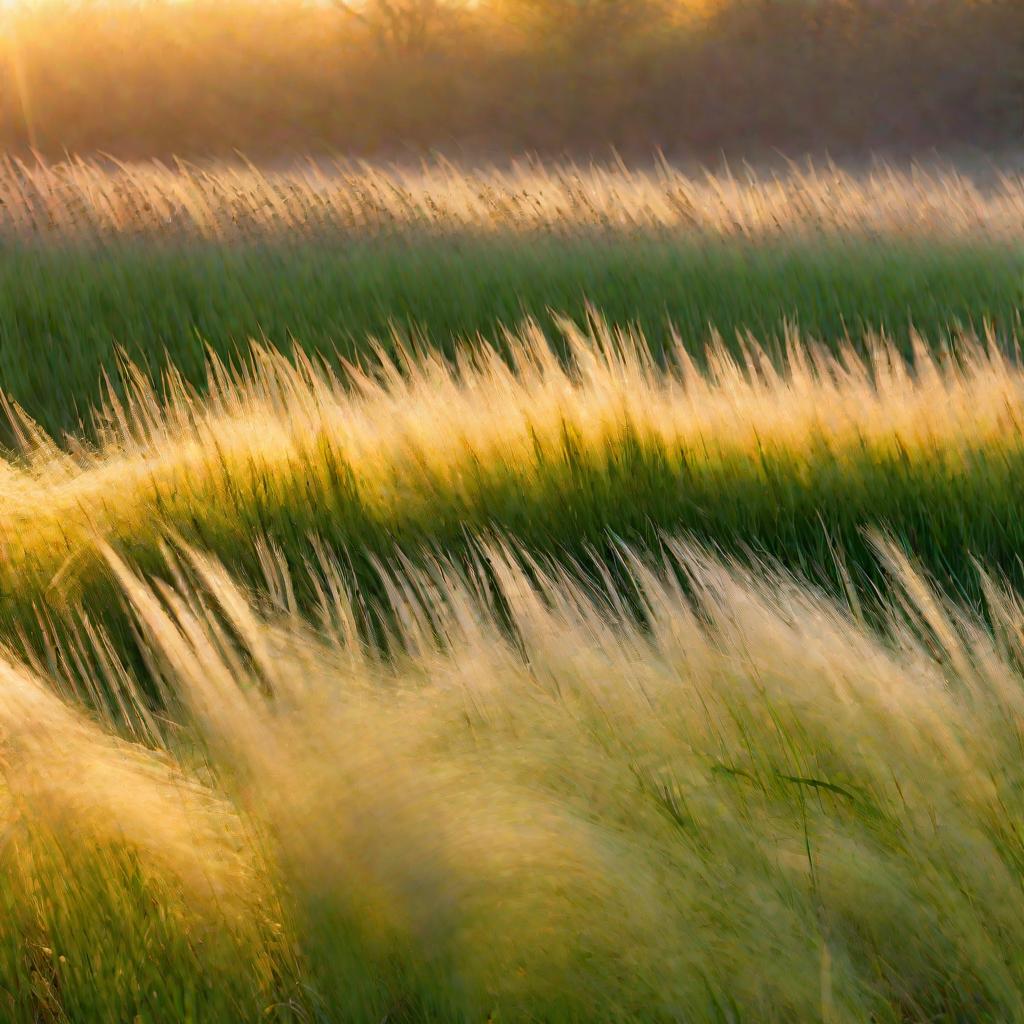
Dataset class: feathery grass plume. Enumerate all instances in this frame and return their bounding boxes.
[3,316,1024,656]
[3,156,1024,243]
[8,536,1024,1018]
[0,638,286,1021]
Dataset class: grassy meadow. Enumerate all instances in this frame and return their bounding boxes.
[5,157,1024,1020]
[11,539,1024,1023]
[3,158,1024,439]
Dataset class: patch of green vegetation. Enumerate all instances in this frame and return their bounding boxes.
[7,425,1023,683]
[2,235,1022,439]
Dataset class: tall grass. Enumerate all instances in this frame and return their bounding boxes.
[6,235,1020,443]
[3,158,1023,439]
[6,157,1024,242]
[5,317,1024,659]
[7,535,1024,1020]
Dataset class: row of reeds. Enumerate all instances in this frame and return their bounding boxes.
[2,157,1024,241]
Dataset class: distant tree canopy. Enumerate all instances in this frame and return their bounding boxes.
[330,0,466,55]
[0,0,1022,158]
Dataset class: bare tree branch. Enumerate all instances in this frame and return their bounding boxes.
[330,0,453,55]
[330,0,371,26]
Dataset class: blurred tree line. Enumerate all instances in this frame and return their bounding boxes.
[1,0,1022,158]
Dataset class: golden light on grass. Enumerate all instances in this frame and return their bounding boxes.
[6,521,1024,1018]
[0,156,1020,241]
[0,315,1021,620]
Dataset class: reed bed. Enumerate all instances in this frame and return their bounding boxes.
[5,156,1024,243]
[3,317,1024,655]
[6,535,1024,1021]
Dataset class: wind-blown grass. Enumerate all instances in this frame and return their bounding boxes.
[10,154,1024,1020]
[5,236,1020,442]
[4,317,1024,660]
[3,158,1024,439]
[6,536,1024,1021]
[9,157,1024,243]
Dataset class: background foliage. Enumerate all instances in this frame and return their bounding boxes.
[2,0,1023,158]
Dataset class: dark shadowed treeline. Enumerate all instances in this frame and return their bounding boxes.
[1,0,1022,159]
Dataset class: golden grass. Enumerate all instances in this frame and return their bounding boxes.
[4,156,1024,241]
[1,316,1021,614]
[4,303,1024,1018]
[7,534,1024,1019]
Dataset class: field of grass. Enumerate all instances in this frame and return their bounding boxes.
[2,159,1024,439]
[9,235,1024,443]
[5,158,1024,1021]
[10,158,1024,242]
[5,318,1024,650]
[9,538,1024,1022]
